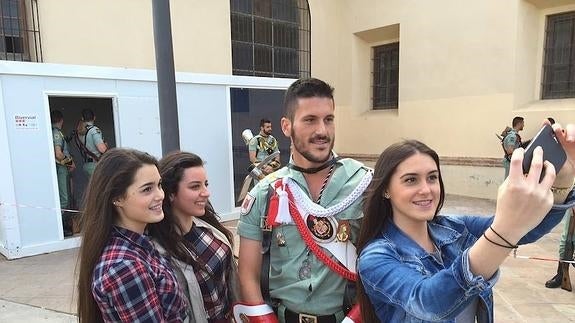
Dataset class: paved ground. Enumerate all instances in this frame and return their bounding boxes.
[1,194,574,322]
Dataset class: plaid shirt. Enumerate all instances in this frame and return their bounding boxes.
[92,226,188,322]
[185,224,232,321]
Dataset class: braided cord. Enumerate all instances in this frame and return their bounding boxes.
[286,186,357,281]
[287,171,373,218]
[316,163,335,204]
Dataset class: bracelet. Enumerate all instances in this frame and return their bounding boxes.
[489,226,518,249]
[483,232,517,249]
[551,185,574,195]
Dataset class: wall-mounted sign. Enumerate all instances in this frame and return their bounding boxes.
[14,114,39,130]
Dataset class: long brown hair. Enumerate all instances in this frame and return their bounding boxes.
[147,151,234,266]
[77,148,159,323]
[356,140,445,322]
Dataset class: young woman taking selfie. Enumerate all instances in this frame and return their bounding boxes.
[357,122,575,322]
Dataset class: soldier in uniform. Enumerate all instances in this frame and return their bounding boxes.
[249,118,281,175]
[502,116,524,178]
[77,109,107,177]
[235,78,369,322]
[51,110,75,235]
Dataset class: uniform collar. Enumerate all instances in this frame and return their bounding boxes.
[282,152,366,206]
[285,152,340,185]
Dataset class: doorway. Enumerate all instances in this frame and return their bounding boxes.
[48,96,116,220]
[230,88,289,204]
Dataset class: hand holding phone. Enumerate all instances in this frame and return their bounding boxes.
[522,124,567,181]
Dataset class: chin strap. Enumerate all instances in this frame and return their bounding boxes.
[287,157,340,174]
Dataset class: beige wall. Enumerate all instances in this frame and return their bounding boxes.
[31,0,575,198]
[307,0,575,198]
[313,0,575,158]
[35,0,575,154]
[38,0,231,74]
[319,0,519,157]
[514,1,575,123]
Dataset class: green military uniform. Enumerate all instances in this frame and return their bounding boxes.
[80,121,104,177]
[559,208,575,259]
[52,126,72,209]
[237,156,370,321]
[249,134,279,163]
[502,129,521,178]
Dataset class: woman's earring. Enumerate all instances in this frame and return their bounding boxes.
[113,201,119,206]
[384,192,390,199]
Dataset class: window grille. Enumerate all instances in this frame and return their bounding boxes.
[0,0,42,62]
[230,0,310,78]
[542,11,575,99]
[372,42,399,109]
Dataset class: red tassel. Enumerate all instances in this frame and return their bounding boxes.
[266,193,279,227]
[266,181,284,227]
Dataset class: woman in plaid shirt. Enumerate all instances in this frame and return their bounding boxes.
[148,151,239,323]
[77,148,189,322]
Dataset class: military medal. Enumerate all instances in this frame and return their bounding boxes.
[276,232,286,247]
[298,259,312,280]
[336,221,350,242]
[306,215,336,243]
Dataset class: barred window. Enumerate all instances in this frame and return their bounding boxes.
[542,11,575,99]
[373,42,399,109]
[0,0,42,62]
[230,0,310,78]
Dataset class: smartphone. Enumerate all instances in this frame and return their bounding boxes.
[522,124,566,180]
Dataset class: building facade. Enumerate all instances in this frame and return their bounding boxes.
[3,0,575,197]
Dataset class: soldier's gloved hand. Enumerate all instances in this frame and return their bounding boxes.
[232,302,279,323]
[269,160,280,171]
[61,156,73,166]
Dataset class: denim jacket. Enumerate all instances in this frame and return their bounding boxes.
[358,201,570,323]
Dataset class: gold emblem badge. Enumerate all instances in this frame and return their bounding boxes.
[306,215,336,242]
[336,220,350,242]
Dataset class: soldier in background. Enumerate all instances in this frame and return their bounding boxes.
[76,109,107,177]
[248,118,281,175]
[501,116,524,178]
[51,110,75,236]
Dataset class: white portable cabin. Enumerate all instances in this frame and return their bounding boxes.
[0,61,292,259]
